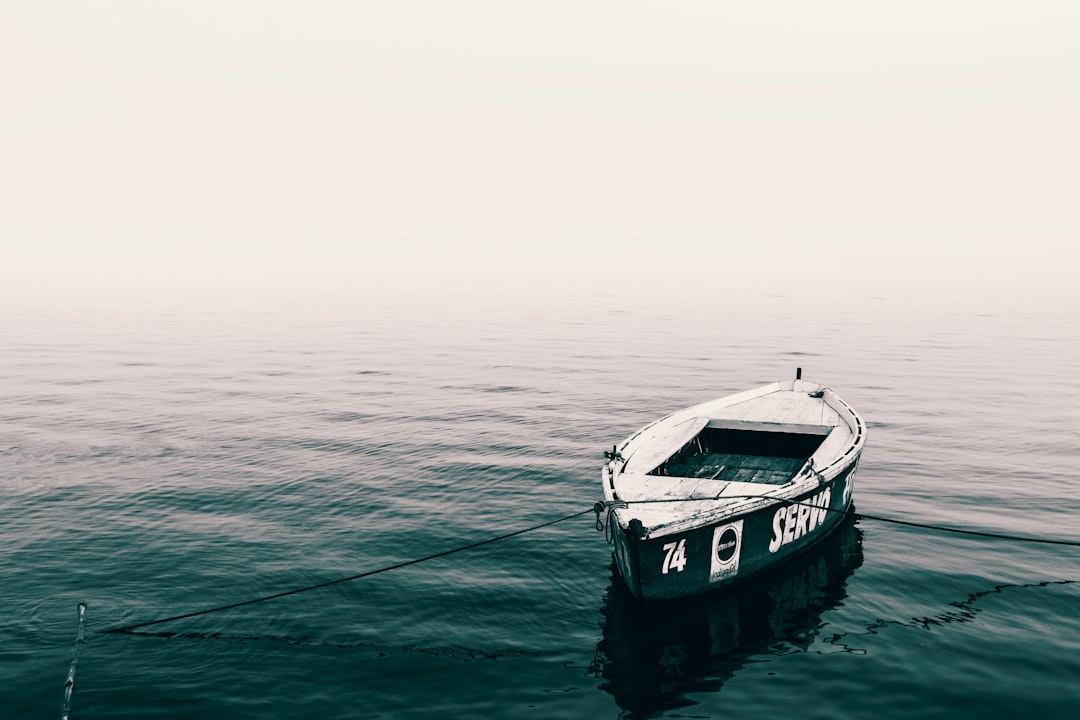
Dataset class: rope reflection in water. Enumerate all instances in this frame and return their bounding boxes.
[61,602,86,720]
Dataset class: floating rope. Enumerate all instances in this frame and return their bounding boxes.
[104,508,593,635]
[593,497,1080,547]
[60,602,86,720]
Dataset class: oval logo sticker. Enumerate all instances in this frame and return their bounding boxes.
[710,520,743,581]
[715,527,739,563]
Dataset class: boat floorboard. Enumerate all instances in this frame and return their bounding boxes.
[662,452,803,485]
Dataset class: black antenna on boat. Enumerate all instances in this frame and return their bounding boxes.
[796,367,802,380]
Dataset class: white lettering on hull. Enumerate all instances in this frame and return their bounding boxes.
[768,488,831,553]
[842,467,855,508]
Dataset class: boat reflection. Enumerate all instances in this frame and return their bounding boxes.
[595,513,864,718]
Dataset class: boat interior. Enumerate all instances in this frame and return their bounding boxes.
[647,421,831,485]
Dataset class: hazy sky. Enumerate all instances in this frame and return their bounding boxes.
[2,1,1077,309]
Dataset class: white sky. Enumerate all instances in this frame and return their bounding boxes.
[2,1,1077,309]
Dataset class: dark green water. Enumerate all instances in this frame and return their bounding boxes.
[3,294,1079,719]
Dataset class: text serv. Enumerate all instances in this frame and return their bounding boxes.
[768,488,831,553]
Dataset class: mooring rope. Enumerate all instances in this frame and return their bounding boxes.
[60,602,86,720]
[103,508,593,635]
[592,496,1080,548]
[102,495,1078,638]
[595,500,627,544]
[849,510,1080,546]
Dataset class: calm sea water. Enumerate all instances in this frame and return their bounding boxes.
[3,292,1079,719]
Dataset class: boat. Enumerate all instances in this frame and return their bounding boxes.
[599,369,866,600]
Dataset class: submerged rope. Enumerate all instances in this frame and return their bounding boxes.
[103,508,593,635]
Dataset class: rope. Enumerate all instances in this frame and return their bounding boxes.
[850,510,1080,547]
[103,507,593,635]
[60,602,86,720]
[594,497,1080,548]
[103,497,1078,638]
[593,500,627,544]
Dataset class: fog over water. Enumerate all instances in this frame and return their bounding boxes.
[3,1,1078,312]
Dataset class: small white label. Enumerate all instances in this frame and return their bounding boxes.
[710,520,743,581]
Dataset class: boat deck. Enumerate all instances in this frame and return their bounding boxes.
[702,383,842,427]
[647,413,832,486]
[660,452,806,485]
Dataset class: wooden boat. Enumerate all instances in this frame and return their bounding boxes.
[600,370,866,600]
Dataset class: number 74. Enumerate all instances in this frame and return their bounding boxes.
[662,539,687,574]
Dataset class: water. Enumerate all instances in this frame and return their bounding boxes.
[3,292,1079,719]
